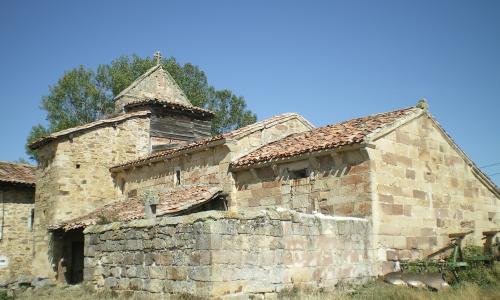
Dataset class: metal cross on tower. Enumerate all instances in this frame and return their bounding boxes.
[154,51,162,65]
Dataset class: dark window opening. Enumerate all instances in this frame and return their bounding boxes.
[175,169,181,185]
[29,208,35,231]
[150,204,157,216]
[75,164,80,169]
[175,196,228,216]
[289,168,309,179]
[119,180,126,195]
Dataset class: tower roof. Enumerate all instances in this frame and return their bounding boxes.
[114,63,192,112]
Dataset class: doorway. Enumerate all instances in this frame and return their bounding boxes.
[52,228,84,284]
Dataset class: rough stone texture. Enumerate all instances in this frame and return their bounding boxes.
[116,116,312,207]
[114,65,193,112]
[32,116,151,278]
[0,186,35,282]
[84,209,376,298]
[231,113,499,274]
[233,150,372,217]
[369,115,499,267]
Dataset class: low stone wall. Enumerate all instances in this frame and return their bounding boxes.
[83,209,377,298]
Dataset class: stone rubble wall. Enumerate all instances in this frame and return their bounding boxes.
[0,187,35,282]
[84,209,377,299]
[369,115,500,269]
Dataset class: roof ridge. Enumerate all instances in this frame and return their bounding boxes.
[114,65,161,100]
[29,111,151,149]
[325,106,415,128]
[0,160,35,168]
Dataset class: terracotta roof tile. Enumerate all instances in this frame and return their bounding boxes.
[0,161,36,186]
[231,107,418,168]
[50,185,222,231]
[110,113,311,171]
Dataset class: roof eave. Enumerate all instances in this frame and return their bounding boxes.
[110,138,228,173]
[230,142,374,171]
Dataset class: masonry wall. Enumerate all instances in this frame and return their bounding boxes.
[0,186,35,282]
[232,150,373,217]
[370,114,500,267]
[33,116,151,278]
[83,210,376,298]
[116,116,313,206]
[117,144,231,203]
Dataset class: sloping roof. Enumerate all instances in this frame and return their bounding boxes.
[124,98,214,118]
[110,113,314,172]
[29,111,151,150]
[114,64,192,107]
[50,185,222,231]
[0,161,36,186]
[231,107,418,168]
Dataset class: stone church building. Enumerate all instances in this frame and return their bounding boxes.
[4,58,497,297]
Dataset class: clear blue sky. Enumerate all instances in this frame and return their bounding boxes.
[0,0,499,185]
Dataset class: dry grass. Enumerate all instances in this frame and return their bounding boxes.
[8,263,500,300]
[8,281,498,300]
[277,282,500,300]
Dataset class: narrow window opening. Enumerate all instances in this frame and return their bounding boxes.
[175,169,181,185]
[150,204,157,216]
[119,179,126,196]
[75,164,80,169]
[289,168,308,179]
[28,208,35,231]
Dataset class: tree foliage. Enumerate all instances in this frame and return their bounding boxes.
[26,54,256,160]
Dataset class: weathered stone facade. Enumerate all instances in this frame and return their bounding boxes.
[15,56,497,297]
[32,116,151,278]
[369,114,499,267]
[113,114,313,208]
[230,110,499,275]
[83,209,376,299]
[0,186,35,282]
[232,149,371,216]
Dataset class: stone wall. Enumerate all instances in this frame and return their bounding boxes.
[232,150,372,217]
[369,114,500,266]
[0,186,35,282]
[33,116,151,278]
[84,209,377,298]
[116,116,313,207]
[117,144,231,204]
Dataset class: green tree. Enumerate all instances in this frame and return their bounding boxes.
[26,54,257,160]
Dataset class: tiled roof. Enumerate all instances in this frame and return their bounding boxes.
[231,107,418,168]
[0,161,36,186]
[50,185,222,231]
[29,111,151,150]
[110,113,312,171]
[124,98,214,118]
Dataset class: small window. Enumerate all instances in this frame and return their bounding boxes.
[28,208,35,232]
[150,204,157,216]
[289,168,308,179]
[175,169,181,185]
[119,179,126,195]
[75,164,80,169]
